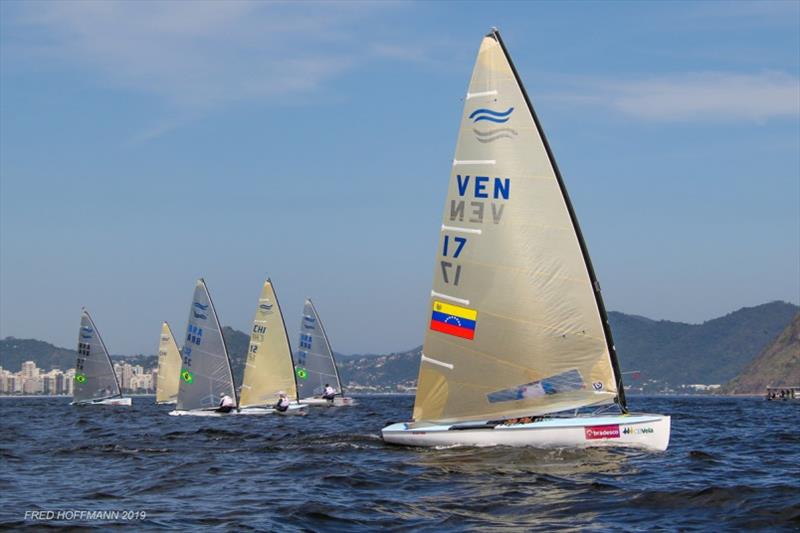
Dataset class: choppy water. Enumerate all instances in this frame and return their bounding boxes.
[0,395,798,531]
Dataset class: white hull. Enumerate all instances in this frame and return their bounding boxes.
[239,403,308,416]
[71,396,132,407]
[168,402,307,417]
[300,396,357,407]
[382,413,670,452]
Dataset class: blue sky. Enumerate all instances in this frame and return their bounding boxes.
[1,1,798,355]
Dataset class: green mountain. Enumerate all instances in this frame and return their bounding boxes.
[337,346,421,391]
[336,301,799,391]
[720,312,800,394]
[0,338,77,372]
[221,326,249,387]
[612,301,799,385]
[2,301,797,393]
[0,337,156,372]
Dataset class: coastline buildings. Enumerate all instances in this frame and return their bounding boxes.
[0,361,156,396]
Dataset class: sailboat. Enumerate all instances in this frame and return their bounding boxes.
[293,299,356,407]
[238,279,307,415]
[381,30,670,451]
[169,279,239,416]
[71,309,131,406]
[155,322,181,405]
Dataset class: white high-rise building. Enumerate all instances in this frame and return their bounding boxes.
[21,361,39,380]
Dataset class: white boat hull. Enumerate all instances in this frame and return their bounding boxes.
[168,402,307,416]
[300,396,357,407]
[239,403,308,416]
[382,413,670,452]
[71,397,132,407]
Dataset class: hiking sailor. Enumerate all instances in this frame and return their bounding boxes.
[322,384,336,402]
[217,392,235,413]
[274,391,290,412]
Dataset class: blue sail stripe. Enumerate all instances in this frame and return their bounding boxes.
[469,107,514,119]
[473,116,511,123]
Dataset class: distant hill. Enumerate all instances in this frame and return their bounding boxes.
[221,326,249,387]
[0,337,156,372]
[337,346,421,391]
[720,313,800,394]
[337,301,799,390]
[0,338,77,372]
[330,301,800,391]
[2,301,797,392]
[612,301,799,385]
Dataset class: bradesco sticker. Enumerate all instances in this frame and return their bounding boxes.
[584,425,620,440]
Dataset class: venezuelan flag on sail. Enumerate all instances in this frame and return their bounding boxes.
[430,300,477,340]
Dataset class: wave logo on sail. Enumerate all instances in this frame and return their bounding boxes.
[473,127,518,143]
[192,302,208,320]
[430,300,477,340]
[80,326,93,340]
[470,107,517,143]
[469,107,514,123]
[258,300,273,314]
[302,315,316,329]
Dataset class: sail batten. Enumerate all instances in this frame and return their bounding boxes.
[155,322,182,404]
[412,30,623,425]
[175,279,237,411]
[73,310,122,403]
[238,280,298,408]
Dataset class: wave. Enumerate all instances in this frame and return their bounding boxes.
[469,107,514,123]
[473,127,518,143]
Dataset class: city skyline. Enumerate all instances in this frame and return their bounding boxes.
[1,1,798,354]
[0,360,157,396]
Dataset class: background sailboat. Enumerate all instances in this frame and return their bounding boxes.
[71,309,131,406]
[155,322,181,405]
[293,299,355,407]
[382,29,670,450]
[169,279,238,416]
[237,279,307,415]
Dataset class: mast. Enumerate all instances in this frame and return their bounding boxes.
[83,308,122,398]
[309,299,345,394]
[200,278,239,407]
[271,279,301,402]
[490,29,627,411]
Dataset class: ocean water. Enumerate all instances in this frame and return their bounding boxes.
[0,395,798,531]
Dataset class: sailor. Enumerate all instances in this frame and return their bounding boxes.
[322,384,336,402]
[217,392,235,413]
[274,392,290,412]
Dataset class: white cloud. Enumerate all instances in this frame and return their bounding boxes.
[548,72,800,122]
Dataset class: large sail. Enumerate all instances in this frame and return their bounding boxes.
[238,279,299,408]
[294,299,343,399]
[73,310,122,402]
[412,30,624,425]
[175,279,237,411]
[156,322,182,404]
